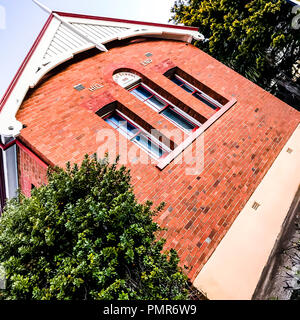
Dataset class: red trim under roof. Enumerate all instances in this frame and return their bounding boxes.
[0,14,54,112]
[54,11,199,31]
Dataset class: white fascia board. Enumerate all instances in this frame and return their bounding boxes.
[0,12,203,138]
[113,28,202,44]
[0,117,22,138]
[29,53,74,88]
[65,16,133,28]
[0,17,61,135]
[115,29,162,41]
[149,33,192,43]
[65,16,204,42]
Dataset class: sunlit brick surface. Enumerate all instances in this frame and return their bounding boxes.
[16,40,300,280]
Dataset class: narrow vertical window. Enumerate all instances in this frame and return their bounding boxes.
[129,84,200,132]
[169,74,223,111]
[103,110,170,159]
[113,71,202,133]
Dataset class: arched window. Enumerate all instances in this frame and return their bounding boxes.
[97,101,171,160]
[113,71,201,133]
[113,72,141,89]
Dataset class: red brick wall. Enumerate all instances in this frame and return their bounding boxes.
[17,146,48,197]
[16,39,300,281]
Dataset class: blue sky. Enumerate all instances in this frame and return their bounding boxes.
[0,0,176,99]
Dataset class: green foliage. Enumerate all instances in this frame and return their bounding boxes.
[0,155,189,300]
[171,0,300,107]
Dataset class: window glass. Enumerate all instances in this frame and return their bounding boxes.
[106,113,124,126]
[104,117,118,129]
[169,74,222,111]
[161,107,196,131]
[118,121,137,138]
[146,95,167,110]
[134,133,165,158]
[170,75,184,86]
[105,113,137,138]
[131,86,152,101]
[192,92,218,110]
[181,83,194,93]
[104,111,168,159]
[129,82,200,132]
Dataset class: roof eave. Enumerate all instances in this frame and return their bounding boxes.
[0,10,203,138]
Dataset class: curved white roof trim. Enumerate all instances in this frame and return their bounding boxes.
[0,6,204,138]
[30,43,96,88]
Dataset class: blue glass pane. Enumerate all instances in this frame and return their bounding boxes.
[134,134,165,158]
[170,75,184,86]
[105,113,138,137]
[105,113,123,126]
[192,92,218,110]
[131,86,152,101]
[145,95,167,110]
[118,120,138,137]
[181,83,194,93]
[104,117,118,129]
[161,107,196,131]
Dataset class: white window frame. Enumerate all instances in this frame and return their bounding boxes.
[171,74,223,110]
[128,82,202,133]
[103,110,171,160]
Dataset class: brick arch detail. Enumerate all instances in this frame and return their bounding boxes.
[101,62,146,84]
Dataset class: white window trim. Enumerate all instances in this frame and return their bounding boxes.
[156,98,237,170]
[105,110,172,160]
[129,82,202,133]
[173,74,223,109]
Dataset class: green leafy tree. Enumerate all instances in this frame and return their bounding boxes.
[171,0,300,109]
[0,155,189,300]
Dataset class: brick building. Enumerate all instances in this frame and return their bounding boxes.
[0,5,299,299]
